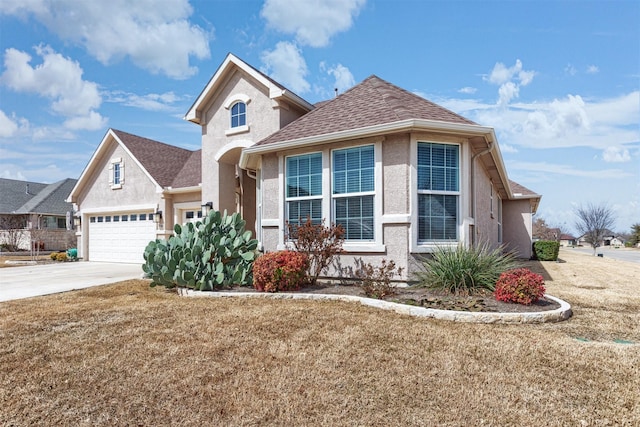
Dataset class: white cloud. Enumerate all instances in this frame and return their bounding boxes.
[261,0,366,48]
[458,87,477,94]
[586,65,599,74]
[261,42,310,94]
[0,46,106,131]
[0,0,210,79]
[63,111,107,131]
[441,91,639,151]
[564,63,577,76]
[484,59,536,105]
[602,146,631,163]
[326,63,355,93]
[510,160,630,179]
[106,91,184,112]
[0,110,18,137]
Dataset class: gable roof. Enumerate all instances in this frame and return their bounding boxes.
[68,129,201,203]
[0,178,77,215]
[185,53,314,125]
[111,129,200,188]
[255,75,476,147]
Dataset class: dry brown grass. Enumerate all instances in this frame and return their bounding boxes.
[1,248,639,426]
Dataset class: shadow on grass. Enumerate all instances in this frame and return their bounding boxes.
[523,259,564,282]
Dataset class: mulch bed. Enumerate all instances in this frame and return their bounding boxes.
[210,283,561,313]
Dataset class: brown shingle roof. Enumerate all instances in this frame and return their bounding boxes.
[256,75,476,146]
[112,129,200,188]
[171,150,202,188]
[509,180,539,197]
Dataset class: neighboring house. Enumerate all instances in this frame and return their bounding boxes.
[577,230,623,248]
[559,234,577,247]
[69,53,541,275]
[0,178,77,251]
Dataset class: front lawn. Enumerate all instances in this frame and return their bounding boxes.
[1,249,638,425]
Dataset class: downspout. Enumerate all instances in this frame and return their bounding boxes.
[470,140,494,246]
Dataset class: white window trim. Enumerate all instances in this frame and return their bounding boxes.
[276,140,385,253]
[409,137,470,253]
[223,93,251,135]
[284,151,323,228]
[109,157,124,190]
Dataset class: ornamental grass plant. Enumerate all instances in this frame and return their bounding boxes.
[414,242,520,295]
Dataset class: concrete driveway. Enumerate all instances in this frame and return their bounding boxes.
[0,262,144,302]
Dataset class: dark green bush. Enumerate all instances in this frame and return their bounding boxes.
[532,240,560,261]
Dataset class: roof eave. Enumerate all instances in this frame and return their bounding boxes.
[240,119,495,169]
[185,53,313,125]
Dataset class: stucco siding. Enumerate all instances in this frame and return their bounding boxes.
[473,160,500,249]
[502,199,533,259]
[77,142,160,209]
[382,135,410,215]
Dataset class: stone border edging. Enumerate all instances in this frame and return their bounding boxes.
[179,289,573,324]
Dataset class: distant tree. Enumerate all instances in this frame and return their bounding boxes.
[0,215,28,252]
[533,216,564,241]
[629,223,640,247]
[574,203,616,255]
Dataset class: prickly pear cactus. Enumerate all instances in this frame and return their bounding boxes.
[142,210,258,290]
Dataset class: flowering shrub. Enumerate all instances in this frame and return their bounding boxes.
[494,268,546,305]
[253,250,309,293]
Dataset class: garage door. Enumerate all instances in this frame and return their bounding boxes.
[88,213,156,263]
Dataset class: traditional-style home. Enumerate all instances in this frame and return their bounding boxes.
[0,177,77,251]
[68,53,541,277]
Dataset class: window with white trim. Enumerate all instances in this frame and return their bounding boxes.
[109,158,124,189]
[417,142,459,242]
[332,145,375,241]
[231,102,246,128]
[286,152,322,227]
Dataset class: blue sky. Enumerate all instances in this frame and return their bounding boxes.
[1,0,638,234]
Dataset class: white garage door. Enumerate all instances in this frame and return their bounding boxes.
[88,213,156,263]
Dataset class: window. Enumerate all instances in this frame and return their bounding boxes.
[90,217,96,223]
[286,153,323,228]
[113,163,121,185]
[130,214,137,221]
[231,102,246,128]
[139,213,147,221]
[332,145,375,241]
[105,216,111,222]
[113,215,120,222]
[121,215,128,222]
[97,216,104,223]
[417,142,459,242]
[57,218,66,229]
[109,158,124,189]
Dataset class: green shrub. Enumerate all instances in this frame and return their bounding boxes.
[414,243,519,295]
[55,252,68,262]
[253,250,309,292]
[353,258,403,299]
[286,217,344,286]
[142,210,258,290]
[532,240,560,261]
[494,268,546,305]
[50,252,59,261]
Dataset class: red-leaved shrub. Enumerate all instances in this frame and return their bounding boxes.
[252,250,309,292]
[494,268,546,305]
